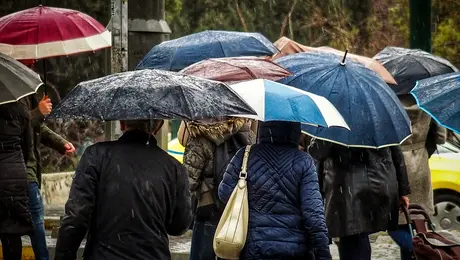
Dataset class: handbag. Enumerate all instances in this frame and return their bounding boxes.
[213,145,252,259]
[402,204,460,260]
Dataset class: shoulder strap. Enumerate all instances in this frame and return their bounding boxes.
[239,145,252,180]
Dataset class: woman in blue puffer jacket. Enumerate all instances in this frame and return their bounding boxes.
[218,121,332,260]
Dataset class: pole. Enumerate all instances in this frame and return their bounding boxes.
[128,0,171,150]
[105,0,129,141]
[410,0,432,52]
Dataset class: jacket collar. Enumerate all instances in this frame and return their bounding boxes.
[118,129,158,147]
[257,121,300,147]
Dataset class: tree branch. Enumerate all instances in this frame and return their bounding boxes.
[234,0,248,32]
[279,0,298,39]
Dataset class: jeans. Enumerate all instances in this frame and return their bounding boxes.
[28,182,49,260]
[337,233,371,260]
[0,235,22,260]
[388,225,413,260]
[189,220,219,260]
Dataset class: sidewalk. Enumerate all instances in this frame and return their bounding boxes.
[3,231,460,260]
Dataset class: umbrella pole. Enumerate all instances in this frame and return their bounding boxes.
[42,59,47,95]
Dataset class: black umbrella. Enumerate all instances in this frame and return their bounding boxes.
[373,46,458,95]
[48,69,256,121]
[0,53,43,105]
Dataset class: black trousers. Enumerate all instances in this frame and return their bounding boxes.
[0,235,22,260]
[337,233,371,260]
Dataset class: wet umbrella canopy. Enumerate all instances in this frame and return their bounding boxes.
[136,30,279,71]
[48,69,256,121]
[277,52,411,148]
[411,72,460,134]
[0,53,43,105]
[180,57,291,83]
[374,46,458,95]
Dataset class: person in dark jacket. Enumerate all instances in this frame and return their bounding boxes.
[0,102,34,260]
[20,93,75,260]
[20,61,75,260]
[219,121,332,260]
[309,140,411,260]
[183,117,255,260]
[54,119,193,260]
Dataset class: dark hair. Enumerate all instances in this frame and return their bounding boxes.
[121,119,163,133]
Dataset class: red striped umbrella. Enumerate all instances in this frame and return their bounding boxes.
[0,5,111,60]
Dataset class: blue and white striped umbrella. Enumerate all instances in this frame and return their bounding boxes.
[230,79,349,129]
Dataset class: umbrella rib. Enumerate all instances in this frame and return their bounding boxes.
[50,14,69,55]
[169,75,194,120]
[344,68,380,146]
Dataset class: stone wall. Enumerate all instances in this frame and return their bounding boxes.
[41,172,74,206]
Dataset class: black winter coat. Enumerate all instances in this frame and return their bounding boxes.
[55,130,193,260]
[0,102,34,236]
[309,140,411,238]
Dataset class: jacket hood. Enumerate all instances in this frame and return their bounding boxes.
[257,121,301,146]
[186,117,250,145]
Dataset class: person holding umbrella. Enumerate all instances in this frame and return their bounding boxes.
[0,53,43,260]
[217,79,347,259]
[277,51,414,259]
[18,61,75,260]
[374,47,454,260]
[47,68,260,260]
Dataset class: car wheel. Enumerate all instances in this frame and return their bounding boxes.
[433,191,460,230]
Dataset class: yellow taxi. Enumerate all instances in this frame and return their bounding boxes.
[431,142,460,230]
[168,139,460,229]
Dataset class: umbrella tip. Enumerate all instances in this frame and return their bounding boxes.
[340,50,349,66]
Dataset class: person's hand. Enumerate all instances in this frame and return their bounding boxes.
[38,95,52,116]
[64,143,76,155]
[400,196,409,209]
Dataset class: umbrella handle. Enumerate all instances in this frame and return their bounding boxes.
[341,50,349,66]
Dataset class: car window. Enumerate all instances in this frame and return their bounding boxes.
[437,142,460,154]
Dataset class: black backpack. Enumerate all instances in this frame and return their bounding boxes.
[212,133,248,211]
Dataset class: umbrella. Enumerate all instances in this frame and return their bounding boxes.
[230,79,349,129]
[410,72,460,134]
[272,36,312,58]
[48,69,256,121]
[136,30,279,71]
[0,5,111,94]
[373,46,458,95]
[0,5,111,60]
[0,53,43,105]
[272,37,396,84]
[180,57,291,83]
[277,52,411,148]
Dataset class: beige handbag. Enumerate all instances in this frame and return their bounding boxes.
[213,145,252,259]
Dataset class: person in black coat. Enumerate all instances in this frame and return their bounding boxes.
[309,140,411,260]
[0,102,34,260]
[54,119,193,260]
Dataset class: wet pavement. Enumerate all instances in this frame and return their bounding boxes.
[23,230,457,260]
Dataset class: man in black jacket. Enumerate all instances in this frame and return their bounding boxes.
[55,119,193,260]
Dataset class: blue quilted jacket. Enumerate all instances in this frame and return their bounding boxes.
[218,121,331,260]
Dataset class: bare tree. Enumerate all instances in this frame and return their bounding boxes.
[234,0,248,31]
[279,0,298,39]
